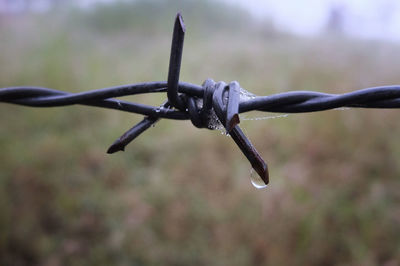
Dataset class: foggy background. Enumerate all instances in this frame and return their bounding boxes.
[1,0,400,265]
[2,0,400,41]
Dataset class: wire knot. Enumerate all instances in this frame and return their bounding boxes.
[177,78,269,185]
[183,79,241,132]
[184,79,214,129]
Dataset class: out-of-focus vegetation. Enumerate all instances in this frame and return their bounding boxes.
[1,0,400,265]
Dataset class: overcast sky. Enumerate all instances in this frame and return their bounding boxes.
[77,0,400,41]
[220,0,400,41]
[2,0,400,42]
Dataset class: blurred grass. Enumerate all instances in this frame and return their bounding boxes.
[1,1,400,265]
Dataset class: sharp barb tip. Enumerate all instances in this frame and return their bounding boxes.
[252,161,269,185]
[177,12,186,32]
[107,140,125,154]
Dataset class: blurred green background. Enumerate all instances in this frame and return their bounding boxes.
[1,0,400,265]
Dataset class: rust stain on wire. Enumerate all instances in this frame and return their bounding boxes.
[1,13,400,187]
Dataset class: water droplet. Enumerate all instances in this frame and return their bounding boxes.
[250,169,268,189]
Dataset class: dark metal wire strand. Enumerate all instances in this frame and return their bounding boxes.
[2,84,400,117]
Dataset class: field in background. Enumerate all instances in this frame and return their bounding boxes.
[1,1,400,265]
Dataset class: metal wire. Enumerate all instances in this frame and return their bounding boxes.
[2,84,400,116]
[1,13,400,186]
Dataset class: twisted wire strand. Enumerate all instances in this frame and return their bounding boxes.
[0,82,202,120]
[239,85,400,113]
[1,84,400,118]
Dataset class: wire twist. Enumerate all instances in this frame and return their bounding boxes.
[1,13,400,186]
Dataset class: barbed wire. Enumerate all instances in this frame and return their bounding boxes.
[1,13,400,186]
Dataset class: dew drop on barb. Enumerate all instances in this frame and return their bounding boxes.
[239,87,257,101]
[250,169,268,189]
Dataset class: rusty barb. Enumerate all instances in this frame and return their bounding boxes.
[2,13,400,187]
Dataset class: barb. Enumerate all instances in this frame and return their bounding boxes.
[167,13,186,110]
[1,13,400,187]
